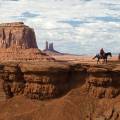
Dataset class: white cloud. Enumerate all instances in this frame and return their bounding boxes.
[0,0,120,54]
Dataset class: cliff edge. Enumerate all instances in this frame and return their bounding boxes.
[0,62,119,120]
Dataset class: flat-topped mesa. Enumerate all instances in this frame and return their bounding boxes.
[0,22,38,49]
[0,22,25,27]
[43,41,63,55]
[0,22,55,62]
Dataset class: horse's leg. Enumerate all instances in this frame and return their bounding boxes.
[100,59,102,64]
[99,58,102,64]
[103,59,106,64]
[106,58,107,64]
[97,58,99,64]
[101,59,104,64]
[100,58,103,64]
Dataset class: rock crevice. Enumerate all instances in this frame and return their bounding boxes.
[0,63,119,100]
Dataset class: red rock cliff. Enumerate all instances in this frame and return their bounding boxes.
[0,62,120,120]
[0,22,38,49]
[0,22,54,61]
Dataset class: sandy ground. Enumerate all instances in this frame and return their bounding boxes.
[52,54,119,64]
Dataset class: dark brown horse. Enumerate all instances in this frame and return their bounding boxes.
[93,52,112,64]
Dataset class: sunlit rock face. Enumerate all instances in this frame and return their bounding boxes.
[1,63,120,100]
[0,62,120,120]
[0,22,38,49]
[0,22,54,62]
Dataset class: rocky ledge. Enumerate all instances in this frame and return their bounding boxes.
[0,62,120,100]
[0,61,70,100]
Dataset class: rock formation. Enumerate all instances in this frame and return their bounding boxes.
[0,22,54,61]
[0,62,70,100]
[0,62,120,119]
[49,43,54,51]
[0,62,120,100]
[84,66,120,98]
[0,22,38,49]
[45,41,48,50]
[43,41,63,55]
[44,41,54,51]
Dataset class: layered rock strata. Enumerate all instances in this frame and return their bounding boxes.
[0,62,120,100]
[0,22,54,61]
[0,48,54,61]
[84,66,120,98]
[1,62,70,100]
[0,22,37,49]
[0,63,120,120]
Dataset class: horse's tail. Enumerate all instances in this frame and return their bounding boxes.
[92,56,96,59]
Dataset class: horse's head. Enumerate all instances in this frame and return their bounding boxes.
[108,52,112,57]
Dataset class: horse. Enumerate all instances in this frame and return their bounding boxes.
[93,52,112,64]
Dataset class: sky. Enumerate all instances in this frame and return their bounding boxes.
[0,0,120,55]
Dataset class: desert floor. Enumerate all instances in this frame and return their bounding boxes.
[52,54,119,64]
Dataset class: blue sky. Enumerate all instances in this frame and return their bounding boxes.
[0,0,120,54]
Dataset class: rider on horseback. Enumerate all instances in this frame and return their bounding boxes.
[100,48,105,58]
[93,49,112,64]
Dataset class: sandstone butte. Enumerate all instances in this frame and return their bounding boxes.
[0,22,120,120]
[0,22,53,61]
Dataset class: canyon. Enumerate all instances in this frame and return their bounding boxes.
[0,22,119,120]
[0,61,120,120]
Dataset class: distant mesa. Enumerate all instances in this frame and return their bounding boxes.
[43,41,63,55]
[44,41,56,51]
[43,41,79,56]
